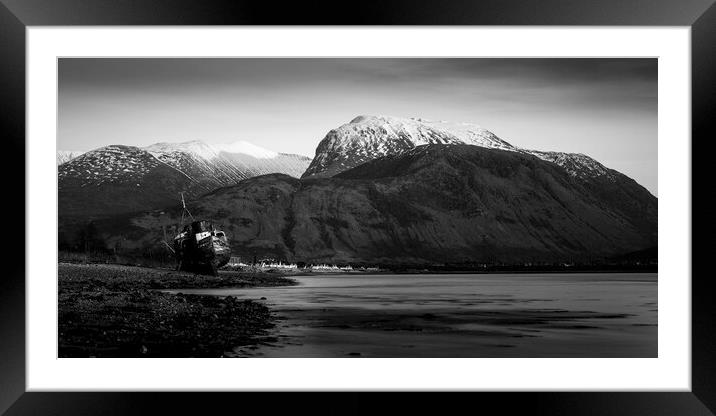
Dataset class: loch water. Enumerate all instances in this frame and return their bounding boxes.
[173,273,657,357]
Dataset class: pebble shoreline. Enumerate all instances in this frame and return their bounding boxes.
[58,263,297,357]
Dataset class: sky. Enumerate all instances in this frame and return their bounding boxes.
[58,58,657,195]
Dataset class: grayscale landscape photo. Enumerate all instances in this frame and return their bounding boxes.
[57,58,657,358]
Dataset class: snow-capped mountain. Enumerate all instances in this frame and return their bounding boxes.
[58,126,656,265]
[95,144,657,265]
[302,115,512,178]
[56,150,84,166]
[58,140,311,217]
[302,114,616,181]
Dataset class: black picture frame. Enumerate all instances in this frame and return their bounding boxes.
[1,0,713,414]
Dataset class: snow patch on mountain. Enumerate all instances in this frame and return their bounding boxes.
[523,150,613,180]
[216,141,278,159]
[145,140,279,161]
[341,115,512,150]
[145,140,221,161]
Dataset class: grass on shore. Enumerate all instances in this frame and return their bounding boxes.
[58,263,297,358]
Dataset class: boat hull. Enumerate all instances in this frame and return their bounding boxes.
[174,224,231,275]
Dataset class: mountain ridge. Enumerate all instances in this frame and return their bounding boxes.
[58,140,311,217]
[302,115,625,188]
[80,144,657,265]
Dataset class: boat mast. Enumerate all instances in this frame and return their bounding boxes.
[180,192,195,226]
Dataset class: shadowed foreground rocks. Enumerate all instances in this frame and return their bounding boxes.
[58,263,297,357]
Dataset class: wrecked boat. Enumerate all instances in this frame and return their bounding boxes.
[173,220,231,276]
[166,194,230,276]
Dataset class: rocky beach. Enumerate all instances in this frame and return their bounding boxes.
[58,263,297,357]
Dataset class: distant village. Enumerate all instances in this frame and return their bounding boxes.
[224,257,382,273]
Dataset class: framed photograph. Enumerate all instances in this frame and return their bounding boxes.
[3,0,713,414]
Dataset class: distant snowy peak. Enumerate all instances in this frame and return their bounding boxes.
[141,139,308,186]
[59,140,312,207]
[303,114,616,181]
[145,140,279,161]
[216,141,278,159]
[56,150,85,166]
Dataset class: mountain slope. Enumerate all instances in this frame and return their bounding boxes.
[144,140,311,191]
[92,144,657,265]
[144,141,249,196]
[58,140,311,218]
[58,145,193,218]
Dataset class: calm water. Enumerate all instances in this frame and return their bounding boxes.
[172,273,657,357]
